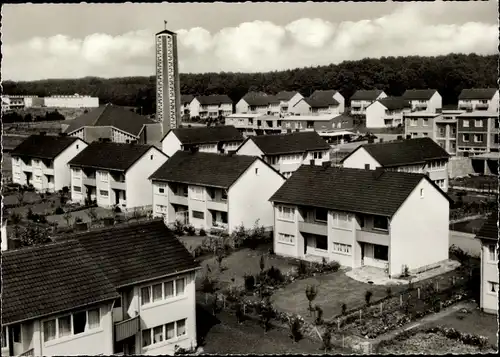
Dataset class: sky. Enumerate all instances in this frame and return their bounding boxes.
[1,1,498,81]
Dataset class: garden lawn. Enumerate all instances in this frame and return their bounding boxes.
[271,270,405,322]
[45,207,113,226]
[377,332,496,354]
[196,244,297,290]
[179,235,206,253]
[426,307,498,348]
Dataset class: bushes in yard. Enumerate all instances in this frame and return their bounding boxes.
[26,208,48,223]
[54,206,64,215]
[199,228,206,236]
[288,315,304,342]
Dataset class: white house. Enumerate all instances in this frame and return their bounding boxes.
[188,95,233,119]
[225,113,283,137]
[275,91,304,116]
[68,142,168,210]
[270,165,451,278]
[2,220,200,356]
[341,137,450,192]
[402,89,442,113]
[235,92,274,115]
[349,90,387,116]
[10,134,88,192]
[235,131,331,179]
[474,211,499,314]
[160,125,244,157]
[458,88,499,113]
[150,151,285,233]
[180,95,194,116]
[365,97,411,128]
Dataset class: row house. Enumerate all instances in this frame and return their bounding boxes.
[366,97,411,128]
[404,112,442,140]
[474,211,498,314]
[161,125,244,157]
[402,89,442,113]
[225,114,283,137]
[2,220,200,357]
[235,131,331,178]
[150,151,285,233]
[69,142,168,210]
[291,90,345,116]
[180,95,194,116]
[341,137,450,192]
[235,92,276,115]
[189,95,233,119]
[458,88,499,113]
[456,111,499,156]
[11,134,87,192]
[270,165,451,278]
[349,90,387,117]
[275,91,304,115]
[65,104,163,147]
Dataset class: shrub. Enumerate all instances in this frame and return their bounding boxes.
[305,285,318,314]
[401,264,410,278]
[201,275,218,294]
[75,217,83,223]
[321,328,333,351]
[341,303,347,315]
[173,220,184,235]
[265,266,285,285]
[259,254,265,272]
[54,206,64,215]
[62,186,69,194]
[386,287,393,298]
[288,316,303,342]
[256,298,275,332]
[199,228,206,236]
[365,290,373,306]
[315,305,324,325]
[298,260,308,276]
[244,274,255,292]
[26,208,34,220]
[113,205,121,213]
[184,224,196,236]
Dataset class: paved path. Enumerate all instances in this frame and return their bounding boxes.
[373,300,476,344]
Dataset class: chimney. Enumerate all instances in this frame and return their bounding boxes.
[379,138,384,143]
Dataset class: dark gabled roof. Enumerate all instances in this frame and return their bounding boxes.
[475,211,498,241]
[350,90,384,101]
[58,220,199,288]
[11,135,80,160]
[181,94,195,105]
[242,92,273,106]
[247,131,330,155]
[458,88,498,100]
[341,138,449,168]
[150,151,257,188]
[163,125,244,145]
[156,29,176,36]
[65,104,156,136]
[402,89,438,100]
[270,166,439,217]
[196,94,233,105]
[275,91,299,101]
[307,90,340,106]
[378,97,411,110]
[68,141,159,172]
[2,240,119,325]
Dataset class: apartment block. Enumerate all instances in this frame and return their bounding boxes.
[349,90,387,117]
[225,114,283,137]
[150,151,285,233]
[402,89,442,113]
[458,88,499,113]
[189,95,233,119]
[365,97,411,128]
[456,111,499,155]
[270,165,451,278]
[11,134,88,192]
[69,142,168,210]
[235,92,275,115]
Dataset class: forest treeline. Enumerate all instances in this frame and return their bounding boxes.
[2,53,496,116]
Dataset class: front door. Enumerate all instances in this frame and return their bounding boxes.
[361,243,365,266]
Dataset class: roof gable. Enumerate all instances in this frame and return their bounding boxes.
[249,131,330,155]
[458,88,498,100]
[181,94,195,105]
[402,89,438,100]
[2,240,119,325]
[162,125,244,145]
[308,90,340,106]
[270,166,432,217]
[275,91,299,101]
[196,94,233,105]
[68,141,158,171]
[350,90,384,101]
[378,96,411,110]
[11,134,80,160]
[150,151,257,188]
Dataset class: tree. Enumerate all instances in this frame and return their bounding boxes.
[16,186,27,206]
[9,212,22,239]
[86,206,99,226]
[305,285,318,316]
[63,211,73,227]
[19,223,51,247]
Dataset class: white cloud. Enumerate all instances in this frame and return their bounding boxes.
[1,4,497,80]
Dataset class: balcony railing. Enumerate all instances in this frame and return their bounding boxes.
[458,104,472,110]
[298,220,328,236]
[115,315,140,342]
[476,103,489,110]
[18,349,34,357]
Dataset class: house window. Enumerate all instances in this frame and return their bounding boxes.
[72,168,81,177]
[73,186,81,192]
[423,132,428,137]
[277,206,295,221]
[190,186,204,200]
[220,211,228,224]
[358,215,365,228]
[332,212,351,229]
[410,119,417,127]
[255,168,259,175]
[463,120,469,127]
[315,236,328,250]
[364,164,370,170]
[374,245,389,261]
[58,315,72,337]
[422,119,429,126]
[333,243,352,255]
[420,188,424,198]
[166,322,175,340]
[73,311,87,335]
[313,152,323,160]
[141,278,186,306]
[158,185,165,194]
[100,190,108,197]
[153,283,163,302]
[142,329,152,347]
[76,144,79,149]
[373,216,388,230]
[315,208,328,222]
[150,154,154,160]
[474,134,484,143]
[489,282,498,294]
[474,120,483,128]
[278,233,294,244]
[141,286,151,305]
[192,210,204,220]
[156,205,167,214]
[164,281,174,298]
[43,320,57,342]
[153,326,164,344]
[488,244,497,262]
[12,325,21,343]
[177,319,186,336]
[307,121,314,129]
[176,278,186,296]
[142,319,187,348]
[463,134,470,142]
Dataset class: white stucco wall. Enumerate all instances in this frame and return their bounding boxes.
[53,139,88,191]
[273,204,301,258]
[189,98,201,118]
[235,139,265,157]
[427,92,443,113]
[290,99,311,115]
[365,101,387,128]
[235,99,250,114]
[342,148,381,170]
[288,93,304,112]
[125,148,169,209]
[161,132,182,157]
[389,178,449,277]
[333,92,345,113]
[228,159,285,232]
[480,241,498,313]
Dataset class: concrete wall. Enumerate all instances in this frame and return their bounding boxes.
[448,156,474,178]
[390,178,449,277]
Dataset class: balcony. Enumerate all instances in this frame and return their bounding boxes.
[207,198,228,212]
[83,177,97,186]
[170,192,189,205]
[299,220,328,236]
[415,103,428,110]
[356,229,389,246]
[476,103,489,110]
[115,315,140,342]
[110,179,126,190]
[458,103,472,110]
